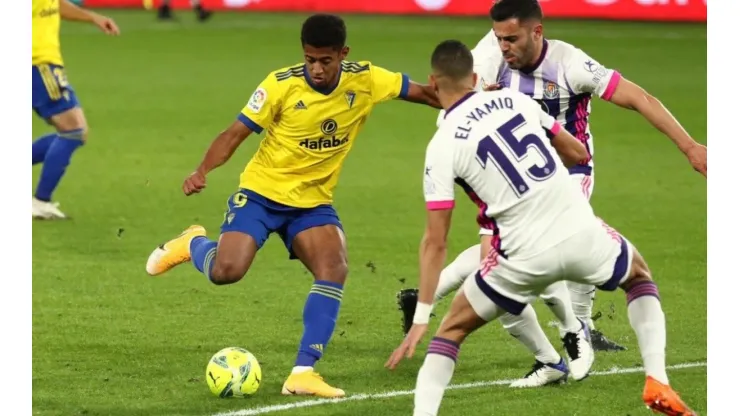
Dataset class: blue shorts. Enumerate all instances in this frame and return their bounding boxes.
[32,64,80,120]
[220,189,343,259]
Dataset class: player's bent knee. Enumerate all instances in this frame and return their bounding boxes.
[619,248,653,292]
[210,260,248,285]
[314,259,348,284]
[51,108,89,141]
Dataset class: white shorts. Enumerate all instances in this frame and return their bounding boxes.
[465,218,632,320]
[479,172,594,236]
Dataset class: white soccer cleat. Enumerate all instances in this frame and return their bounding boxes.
[562,320,594,381]
[509,359,569,388]
[32,197,67,220]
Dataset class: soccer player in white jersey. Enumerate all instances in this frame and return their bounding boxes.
[386,39,696,416]
[398,0,707,367]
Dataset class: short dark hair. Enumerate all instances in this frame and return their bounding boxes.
[489,0,543,22]
[301,14,347,50]
[431,40,474,81]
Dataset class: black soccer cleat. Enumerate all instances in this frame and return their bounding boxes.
[590,329,627,352]
[397,288,419,335]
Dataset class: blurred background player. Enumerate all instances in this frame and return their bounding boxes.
[386,39,696,416]
[401,0,707,356]
[145,14,440,398]
[32,0,120,219]
[156,0,212,22]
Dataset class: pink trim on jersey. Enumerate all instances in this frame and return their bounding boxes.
[581,175,593,199]
[597,217,623,243]
[426,200,455,210]
[601,71,622,101]
[548,121,562,136]
[479,236,502,277]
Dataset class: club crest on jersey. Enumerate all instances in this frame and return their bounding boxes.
[247,88,267,113]
[345,91,356,108]
[321,119,338,135]
[543,81,559,99]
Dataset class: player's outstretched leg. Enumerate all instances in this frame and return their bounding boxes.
[398,244,480,334]
[282,224,347,398]
[539,281,594,380]
[33,107,87,220]
[568,281,626,352]
[614,247,695,415]
[501,306,569,388]
[413,287,497,415]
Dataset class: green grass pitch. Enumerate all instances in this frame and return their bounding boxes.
[32,11,707,416]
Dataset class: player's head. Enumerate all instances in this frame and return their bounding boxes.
[301,14,349,88]
[429,40,477,107]
[489,0,544,70]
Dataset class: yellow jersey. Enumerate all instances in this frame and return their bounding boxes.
[32,0,63,66]
[237,61,409,208]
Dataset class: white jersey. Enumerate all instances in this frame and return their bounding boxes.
[424,90,596,258]
[438,33,622,177]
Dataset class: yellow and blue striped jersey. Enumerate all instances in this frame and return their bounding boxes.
[237,61,409,208]
[32,0,63,66]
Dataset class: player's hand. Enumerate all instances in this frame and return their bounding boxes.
[183,171,207,196]
[686,144,707,177]
[385,323,428,370]
[483,83,502,92]
[92,15,120,36]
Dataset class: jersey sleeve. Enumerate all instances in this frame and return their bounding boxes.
[471,30,502,92]
[565,47,622,101]
[370,64,410,104]
[237,73,282,134]
[423,135,456,211]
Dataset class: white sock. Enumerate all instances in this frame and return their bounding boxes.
[541,282,582,336]
[413,339,459,416]
[434,244,481,302]
[499,305,561,364]
[567,281,596,329]
[291,366,312,374]
[627,281,668,385]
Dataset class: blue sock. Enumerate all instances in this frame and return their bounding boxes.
[190,236,218,283]
[34,129,84,202]
[32,133,57,165]
[295,280,344,367]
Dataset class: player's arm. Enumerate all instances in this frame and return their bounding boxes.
[60,0,119,35]
[568,50,705,176]
[183,76,280,195]
[370,64,441,109]
[606,78,706,176]
[531,99,590,168]
[414,138,457,324]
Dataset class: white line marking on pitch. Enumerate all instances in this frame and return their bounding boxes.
[211,361,706,416]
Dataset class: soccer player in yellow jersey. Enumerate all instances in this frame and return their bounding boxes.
[146,14,441,398]
[32,0,119,219]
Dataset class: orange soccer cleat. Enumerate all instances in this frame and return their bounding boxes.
[643,376,697,416]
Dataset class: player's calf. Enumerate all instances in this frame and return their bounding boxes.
[202,232,258,285]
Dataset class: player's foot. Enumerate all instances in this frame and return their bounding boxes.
[591,329,627,352]
[562,320,594,381]
[510,359,569,388]
[397,288,419,335]
[643,376,696,415]
[195,5,213,22]
[32,197,67,220]
[145,225,206,276]
[281,371,346,398]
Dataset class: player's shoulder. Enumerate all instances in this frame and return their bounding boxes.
[267,63,306,84]
[471,30,501,60]
[546,39,595,67]
[341,60,373,75]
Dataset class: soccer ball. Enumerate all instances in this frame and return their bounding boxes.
[205,347,262,398]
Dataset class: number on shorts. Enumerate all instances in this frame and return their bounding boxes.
[475,113,557,198]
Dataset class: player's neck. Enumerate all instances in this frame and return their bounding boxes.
[440,89,475,112]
